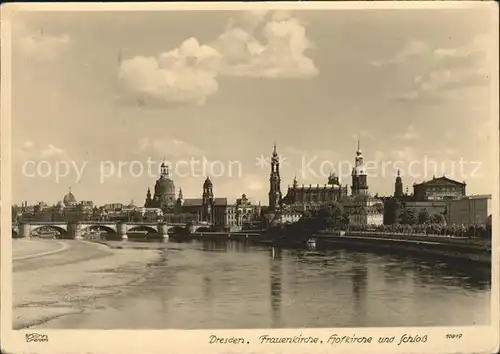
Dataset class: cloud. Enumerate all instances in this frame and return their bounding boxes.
[14,142,69,161]
[372,39,430,66]
[212,10,318,79]
[22,140,34,149]
[14,20,71,61]
[118,11,317,107]
[135,138,205,158]
[118,38,221,107]
[383,34,493,102]
[41,144,67,159]
[397,124,419,140]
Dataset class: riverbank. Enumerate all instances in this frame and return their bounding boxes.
[313,232,491,264]
[12,238,67,260]
[13,240,162,329]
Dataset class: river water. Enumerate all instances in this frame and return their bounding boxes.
[43,239,491,329]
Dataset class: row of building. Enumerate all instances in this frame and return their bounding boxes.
[265,140,492,228]
[14,141,492,229]
[14,163,263,231]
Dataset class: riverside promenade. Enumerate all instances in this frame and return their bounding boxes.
[12,238,161,329]
[314,231,491,264]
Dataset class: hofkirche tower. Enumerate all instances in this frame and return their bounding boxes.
[268,143,282,211]
[351,138,369,196]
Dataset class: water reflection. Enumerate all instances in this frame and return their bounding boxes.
[201,239,228,252]
[270,247,283,327]
[350,253,368,317]
[86,240,490,328]
[381,254,491,291]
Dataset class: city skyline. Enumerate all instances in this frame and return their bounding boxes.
[11,8,497,206]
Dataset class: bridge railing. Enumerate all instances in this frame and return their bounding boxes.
[15,221,191,227]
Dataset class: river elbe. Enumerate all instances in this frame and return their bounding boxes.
[41,239,491,329]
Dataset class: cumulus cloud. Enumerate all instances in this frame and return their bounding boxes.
[382,33,493,102]
[118,11,318,107]
[212,11,318,79]
[118,38,221,107]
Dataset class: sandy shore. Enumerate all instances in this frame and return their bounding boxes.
[12,238,66,259]
[13,240,162,329]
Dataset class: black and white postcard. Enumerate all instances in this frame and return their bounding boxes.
[1,2,498,354]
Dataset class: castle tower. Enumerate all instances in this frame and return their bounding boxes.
[351,136,369,196]
[268,143,282,211]
[394,169,403,198]
[202,177,214,223]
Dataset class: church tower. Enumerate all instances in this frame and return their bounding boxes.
[394,169,403,198]
[175,188,184,214]
[144,188,152,207]
[202,177,214,222]
[351,137,369,196]
[268,143,282,211]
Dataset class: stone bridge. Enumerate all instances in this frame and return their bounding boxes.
[12,221,212,240]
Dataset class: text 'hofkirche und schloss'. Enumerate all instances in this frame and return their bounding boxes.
[208,333,430,346]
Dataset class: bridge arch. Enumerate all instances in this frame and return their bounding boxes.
[193,226,211,233]
[168,225,186,235]
[31,225,68,238]
[80,225,117,234]
[128,225,159,234]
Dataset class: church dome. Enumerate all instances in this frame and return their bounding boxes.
[154,162,176,196]
[63,189,77,206]
[155,174,175,195]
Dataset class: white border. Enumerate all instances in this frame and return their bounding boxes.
[1,2,499,354]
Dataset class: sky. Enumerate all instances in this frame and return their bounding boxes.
[8,5,499,207]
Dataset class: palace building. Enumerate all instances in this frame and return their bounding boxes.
[390,169,489,226]
[412,175,466,201]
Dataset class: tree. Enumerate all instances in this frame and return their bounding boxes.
[399,208,417,225]
[383,198,401,225]
[417,210,430,224]
[430,213,445,224]
[341,210,350,228]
